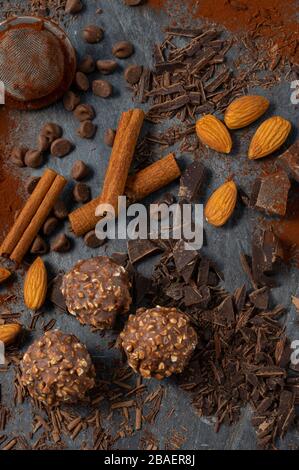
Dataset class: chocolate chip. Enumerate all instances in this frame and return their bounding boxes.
[84,230,106,248]
[24,150,43,168]
[37,134,51,152]
[51,234,71,253]
[40,123,62,143]
[53,200,68,220]
[71,160,90,181]
[73,183,91,203]
[82,25,104,44]
[43,217,59,236]
[124,0,143,4]
[25,176,41,194]
[104,128,116,147]
[74,71,90,92]
[78,55,95,74]
[124,64,143,84]
[77,120,97,139]
[73,104,95,121]
[10,147,27,167]
[63,91,80,111]
[65,0,83,14]
[31,235,49,255]
[112,41,134,59]
[51,138,73,158]
[92,79,113,98]
[96,59,118,74]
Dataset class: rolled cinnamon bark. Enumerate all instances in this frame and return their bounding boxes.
[0,169,57,257]
[69,108,145,236]
[125,153,181,202]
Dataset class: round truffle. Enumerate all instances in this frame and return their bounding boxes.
[61,256,132,329]
[21,330,95,406]
[120,306,198,380]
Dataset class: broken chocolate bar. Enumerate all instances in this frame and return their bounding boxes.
[252,228,283,287]
[251,170,290,216]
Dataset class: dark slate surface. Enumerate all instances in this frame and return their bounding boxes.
[0,0,299,450]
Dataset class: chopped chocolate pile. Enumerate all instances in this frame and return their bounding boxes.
[133,239,296,449]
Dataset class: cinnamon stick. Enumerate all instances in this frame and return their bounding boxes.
[0,169,57,257]
[10,174,67,264]
[125,153,181,202]
[69,108,145,236]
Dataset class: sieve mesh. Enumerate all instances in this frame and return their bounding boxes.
[0,27,65,101]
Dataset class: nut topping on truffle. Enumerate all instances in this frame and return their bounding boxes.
[21,330,95,406]
[61,256,132,329]
[120,306,197,380]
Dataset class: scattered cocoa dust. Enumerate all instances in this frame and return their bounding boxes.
[148,0,299,62]
[0,107,24,244]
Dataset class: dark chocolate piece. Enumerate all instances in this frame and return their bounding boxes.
[252,229,283,287]
[249,287,269,310]
[277,141,299,182]
[251,170,290,216]
[48,273,67,312]
[179,160,205,202]
[127,239,161,264]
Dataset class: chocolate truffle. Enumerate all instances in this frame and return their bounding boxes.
[120,306,197,379]
[61,256,132,329]
[21,330,95,406]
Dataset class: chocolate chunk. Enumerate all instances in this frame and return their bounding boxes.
[77,120,97,139]
[74,71,90,92]
[48,273,66,312]
[249,287,269,310]
[24,150,43,168]
[197,257,210,286]
[73,182,91,203]
[31,235,49,254]
[127,239,160,264]
[71,160,90,181]
[43,217,59,236]
[104,128,116,147]
[10,147,27,167]
[124,65,143,84]
[179,161,205,202]
[277,141,299,182]
[217,295,235,324]
[40,123,62,143]
[92,80,113,98]
[251,170,291,216]
[111,252,128,267]
[51,234,71,253]
[82,25,104,44]
[96,59,118,74]
[51,138,73,158]
[78,55,95,74]
[173,240,199,283]
[25,176,41,194]
[65,0,83,14]
[53,200,68,220]
[183,285,210,307]
[63,91,80,111]
[112,41,134,59]
[84,230,106,248]
[252,228,283,287]
[73,104,95,121]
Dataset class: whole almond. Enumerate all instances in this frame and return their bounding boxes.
[24,257,47,311]
[0,323,22,346]
[205,179,238,227]
[248,116,291,160]
[0,267,11,284]
[224,95,270,129]
[196,114,232,154]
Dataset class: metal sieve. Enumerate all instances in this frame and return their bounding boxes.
[0,16,76,110]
